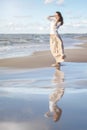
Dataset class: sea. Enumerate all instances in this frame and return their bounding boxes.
[0,33,86,59]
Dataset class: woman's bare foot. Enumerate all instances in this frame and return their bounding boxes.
[51,63,60,69]
[62,55,66,59]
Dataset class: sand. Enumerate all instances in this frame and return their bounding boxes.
[0,62,87,130]
[0,42,87,69]
[0,41,87,130]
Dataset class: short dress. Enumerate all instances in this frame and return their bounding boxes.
[49,18,65,63]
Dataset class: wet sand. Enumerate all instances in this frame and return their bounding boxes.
[0,40,87,130]
[0,42,87,69]
[0,63,87,130]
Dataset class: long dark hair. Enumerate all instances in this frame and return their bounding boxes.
[56,11,64,25]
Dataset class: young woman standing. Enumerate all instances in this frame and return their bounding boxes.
[47,11,65,69]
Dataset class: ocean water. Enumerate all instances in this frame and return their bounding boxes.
[0,34,84,59]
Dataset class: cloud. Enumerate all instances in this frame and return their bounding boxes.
[65,19,87,27]
[44,0,64,5]
[56,0,64,5]
[14,15,32,19]
[0,21,49,34]
[44,0,54,4]
[0,119,49,130]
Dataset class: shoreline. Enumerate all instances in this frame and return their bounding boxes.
[0,42,87,69]
[0,36,87,130]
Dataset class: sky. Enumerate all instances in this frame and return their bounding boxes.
[0,0,87,34]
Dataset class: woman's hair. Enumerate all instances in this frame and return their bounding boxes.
[53,107,62,122]
[56,11,64,25]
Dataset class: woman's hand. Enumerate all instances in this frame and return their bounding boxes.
[47,16,51,20]
[47,15,55,21]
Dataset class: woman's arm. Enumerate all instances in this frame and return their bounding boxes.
[47,15,55,21]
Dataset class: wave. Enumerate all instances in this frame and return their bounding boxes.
[0,34,85,59]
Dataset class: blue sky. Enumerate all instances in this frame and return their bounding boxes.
[0,0,87,34]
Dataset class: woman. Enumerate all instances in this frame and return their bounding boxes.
[47,11,65,69]
[44,69,64,122]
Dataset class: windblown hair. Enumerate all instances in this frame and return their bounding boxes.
[56,11,64,25]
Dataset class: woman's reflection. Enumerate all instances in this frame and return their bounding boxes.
[45,68,64,122]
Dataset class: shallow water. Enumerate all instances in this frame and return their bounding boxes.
[0,62,87,130]
[0,62,87,95]
[0,34,81,59]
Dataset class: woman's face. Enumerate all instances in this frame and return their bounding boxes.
[55,13,60,20]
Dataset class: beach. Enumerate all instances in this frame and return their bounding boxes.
[0,34,87,130]
[0,42,87,68]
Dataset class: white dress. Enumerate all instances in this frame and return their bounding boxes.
[44,69,64,121]
[49,18,65,63]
